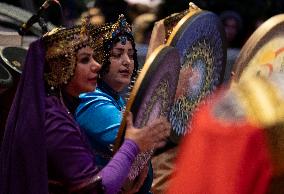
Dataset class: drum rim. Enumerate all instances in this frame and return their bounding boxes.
[232,14,284,82]
[0,60,13,93]
[113,44,180,152]
[0,46,27,74]
[166,9,227,141]
[166,8,202,46]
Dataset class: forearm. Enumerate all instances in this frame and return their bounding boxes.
[99,139,139,194]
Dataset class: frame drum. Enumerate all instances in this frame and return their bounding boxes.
[167,10,227,143]
[232,14,284,83]
[114,45,181,179]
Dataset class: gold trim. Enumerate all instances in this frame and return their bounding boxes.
[166,5,202,46]
[232,14,284,82]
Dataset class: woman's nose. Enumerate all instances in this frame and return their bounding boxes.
[122,54,131,66]
[91,59,101,72]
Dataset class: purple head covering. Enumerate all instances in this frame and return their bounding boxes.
[0,28,141,194]
[0,39,48,194]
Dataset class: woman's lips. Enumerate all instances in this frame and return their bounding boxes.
[119,69,130,76]
[88,75,98,82]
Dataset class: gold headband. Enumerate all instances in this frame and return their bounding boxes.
[102,14,133,43]
[43,21,104,89]
[90,14,134,66]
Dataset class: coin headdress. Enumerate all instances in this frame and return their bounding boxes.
[94,14,139,81]
[43,21,103,90]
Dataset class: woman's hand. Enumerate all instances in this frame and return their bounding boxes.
[125,112,170,152]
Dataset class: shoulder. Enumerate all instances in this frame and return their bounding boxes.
[45,96,79,134]
[79,89,113,108]
[81,88,112,101]
[212,89,246,122]
[45,96,69,118]
[76,89,123,115]
[190,88,248,136]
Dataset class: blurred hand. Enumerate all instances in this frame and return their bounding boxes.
[125,112,170,152]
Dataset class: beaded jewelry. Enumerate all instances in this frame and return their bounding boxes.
[43,20,104,89]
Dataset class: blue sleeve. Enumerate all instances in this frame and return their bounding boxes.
[75,95,122,151]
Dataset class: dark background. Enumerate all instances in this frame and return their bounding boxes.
[1,0,284,47]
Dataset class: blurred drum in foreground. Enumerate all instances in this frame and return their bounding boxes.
[232,14,284,82]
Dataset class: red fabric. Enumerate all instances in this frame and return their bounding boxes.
[167,97,273,194]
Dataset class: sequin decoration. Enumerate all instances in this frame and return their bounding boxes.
[128,77,171,180]
[114,45,181,180]
[43,23,104,88]
[90,14,138,84]
[137,78,170,126]
[167,11,226,143]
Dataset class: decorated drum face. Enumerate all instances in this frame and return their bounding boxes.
[132,46,181,129]
[114,45,181,179]
[167,11,227,143]
[232,14,284,83]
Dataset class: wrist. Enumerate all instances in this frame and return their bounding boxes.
[124,139,140,154]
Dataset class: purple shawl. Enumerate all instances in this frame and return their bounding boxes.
[0,40,48,194]
[0,39,140,194]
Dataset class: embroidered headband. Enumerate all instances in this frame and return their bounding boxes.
[43,20,103,89]
[91,14,138,79]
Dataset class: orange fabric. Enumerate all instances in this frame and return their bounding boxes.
[167,99,273,194]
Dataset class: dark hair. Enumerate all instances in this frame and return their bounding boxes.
[99,33,139,82]
[220,10,243,31]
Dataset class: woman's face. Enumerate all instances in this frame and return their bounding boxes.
[224,18,239,42]
[65,46,101,96]
[102,40,135,92]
